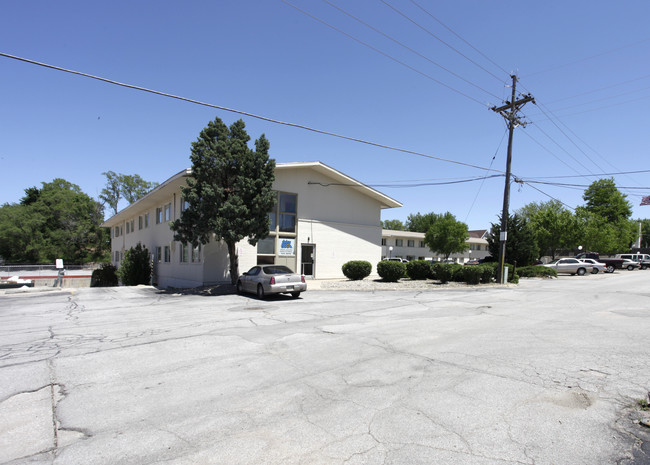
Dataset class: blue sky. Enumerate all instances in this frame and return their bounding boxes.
[1,0,649,230]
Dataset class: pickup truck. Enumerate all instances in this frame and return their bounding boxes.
[575,253,624,273]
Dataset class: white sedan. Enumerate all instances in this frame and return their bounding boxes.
[543,258,593,276]
[578,258,608,274]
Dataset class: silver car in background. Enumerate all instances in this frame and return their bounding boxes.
[578,258,608,274]
[543,258,593,276]
[237,265,307,298]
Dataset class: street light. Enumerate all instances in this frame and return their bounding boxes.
[389,246,393,259]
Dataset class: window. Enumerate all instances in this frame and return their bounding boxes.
[181,198,189,212]
[138,216,143,230]
[257,236,275,255]
[114,226,120,237]
[114,251,120,262]
[420,241,425,248]
[156,247,162,263]
[156,208,163,224]
[381,238,387,246]
[180,243,189,263]
[164,246,171,262]
[164,203,171,222]
[126,222,130,234]
[191,244,201,263]
[407,240,415,247]
[395,239,403,247]
[279,193,296,233]
[144,213,149,228]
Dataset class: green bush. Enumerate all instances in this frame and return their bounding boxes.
[462,266,483,285]
[406,260,432,280]
[377,260,406,282]
[482,262,517,283]
[342,260,372,280]
[117,244,152,286]
[431,263,453,283]
[90,263,118,287]
[451,264,465,282]
[478,265,494,284]
[517,265,557,278]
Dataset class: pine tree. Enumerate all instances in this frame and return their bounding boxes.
[171,118,276,284]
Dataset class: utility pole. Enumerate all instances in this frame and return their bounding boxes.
[491,75,535,283]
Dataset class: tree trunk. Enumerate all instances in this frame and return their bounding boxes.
[227,241,239,285]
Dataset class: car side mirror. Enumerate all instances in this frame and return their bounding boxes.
[242,272,248,276]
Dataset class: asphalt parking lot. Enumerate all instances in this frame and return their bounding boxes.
[1,272,649,464]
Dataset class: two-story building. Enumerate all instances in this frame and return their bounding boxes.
[381,229,490,263]
[102,161,402,288]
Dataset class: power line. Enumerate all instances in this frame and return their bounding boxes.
[0,51,503,174]
[521,37,650,78]
[321,0,501,100]
[522,169,650,180]
[381,0,506,84]
[544,72,650,104]
[279,0,490,107]
[309,174,503,188]
[408,0,511,78]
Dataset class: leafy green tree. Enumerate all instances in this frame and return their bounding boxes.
[120,174,159,204]
[517,200,580,259]
[487,214,538,266]
[381,219,405,230]
[0,180,109,263]
[100,171,122,216]
[582,178,632,223]
[117,244,152,285]
[424,212,469,259]
[100,171,159,216]
[405,212,438,233]
[171,117,276,285]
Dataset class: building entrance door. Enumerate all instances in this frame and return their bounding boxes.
[301,244,315,277]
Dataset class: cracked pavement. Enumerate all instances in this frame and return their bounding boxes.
[1,272,649,464]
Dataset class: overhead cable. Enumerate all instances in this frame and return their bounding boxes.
[0,51,503,174]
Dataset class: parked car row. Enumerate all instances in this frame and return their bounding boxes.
[542,257,645,276]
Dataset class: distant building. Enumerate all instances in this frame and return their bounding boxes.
[381,229,489,263]
[102,162,401,288]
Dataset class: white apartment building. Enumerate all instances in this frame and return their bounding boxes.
[103,161,402,288]
[381,229,490,263]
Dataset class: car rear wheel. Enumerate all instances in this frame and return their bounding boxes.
[627,265,635,271]
[256,284,265,299]
[577,268,586,276]
[606,265,615,273]
[290,291,301,298]
[236,280,243,295]
[592,268,599,274]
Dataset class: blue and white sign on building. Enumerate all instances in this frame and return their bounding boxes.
[279,238,295,256]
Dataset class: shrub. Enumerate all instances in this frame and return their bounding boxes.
[406,260,432,280]
[342,260,372,280]
[462,266,483,285]
[478,265,494,284]
[117,244,152,286]
[90,263,118,287]
[517,265,557,278]
[431,263,453,284]
[451,264,465,282]
[377,260,406,282]
[482,262,517,283]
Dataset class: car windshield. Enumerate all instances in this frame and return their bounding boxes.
[263,265,293,275]
[548,259,560,265]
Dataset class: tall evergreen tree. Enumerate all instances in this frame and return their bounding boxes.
[171,117,276,284]
[487,214,538,266]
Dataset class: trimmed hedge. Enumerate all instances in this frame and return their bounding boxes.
[377,260,406,282]
[90,263,118,287]
[342,260,372,280]
[517,265,558,278]
[406,260,432,280]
